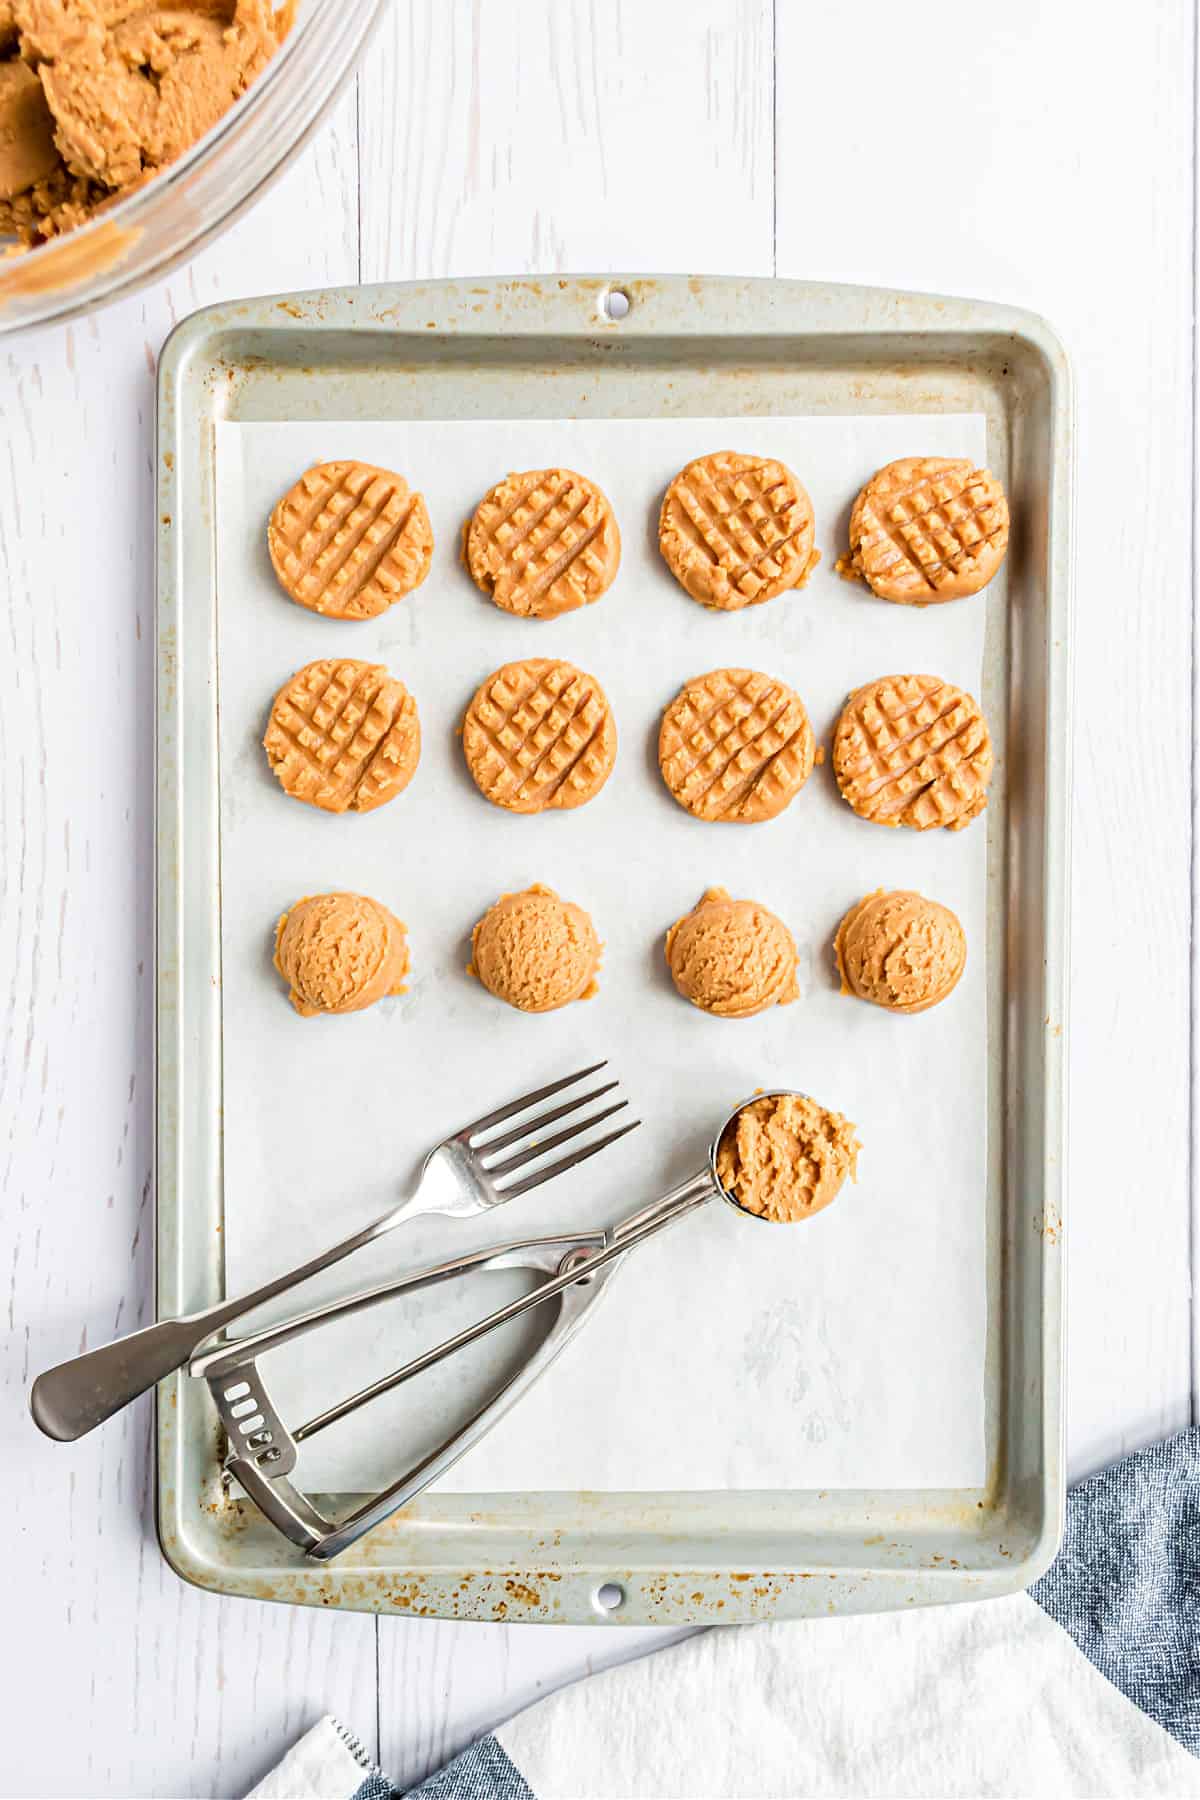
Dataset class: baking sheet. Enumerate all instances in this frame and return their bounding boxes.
[215,413,990,1494]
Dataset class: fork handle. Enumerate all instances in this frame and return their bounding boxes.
[31,1317,218,1442]
[29,1202,418,1442]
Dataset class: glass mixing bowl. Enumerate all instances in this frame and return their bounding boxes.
[0,0,382,336]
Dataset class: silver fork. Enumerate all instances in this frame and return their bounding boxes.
[30,1061,637,1444]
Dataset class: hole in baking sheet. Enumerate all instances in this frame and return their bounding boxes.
[223,1382,251,1402]
[593,1581,625,1614]
[602,287,631,321]
[229,1396,259,1419]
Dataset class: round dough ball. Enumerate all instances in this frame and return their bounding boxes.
[470,885,601,1013]
[841,456,1009,604]
[658,450,818,610]
[273,892,409,1018]
[466,467,621,618]
[664,887,797,1018]
[716,1093,860,1223]
[834,889,966,1014]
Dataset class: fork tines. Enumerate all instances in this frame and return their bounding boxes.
[463,1061,640,1198]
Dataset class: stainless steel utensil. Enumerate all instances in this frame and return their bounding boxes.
[30,1061,638,1444]
[193,1090,794,1561]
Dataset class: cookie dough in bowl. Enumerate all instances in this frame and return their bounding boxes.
[0,0,295,248]
[665,887,797,1018]
[273,891,409,1018]
[835,889,966,1014]
[469,885,601,1013]
[716,1092,860,1223]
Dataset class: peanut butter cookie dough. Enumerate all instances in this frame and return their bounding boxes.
[268,462,433,620]
[466,467,621,619]
[835,889,966,1014]
[462,657,616,813]
[833,672,993,832]
[658,450,818,610]
[658,667,815,823]
[839,457,1009,604]
[274,892,409,1019]
[263,659,420,815]
[0,1,293,248]
[665,887,797,1019]
[469,885,601,1013]
[717,1092,860,1223]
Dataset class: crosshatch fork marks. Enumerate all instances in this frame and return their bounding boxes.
[264,659,421,814]
[833,672,993,831]
[462,658,618,812]
[658,667,816,822]
[658,451,818,610]
[268,460,434,619]
[466,467,621,618]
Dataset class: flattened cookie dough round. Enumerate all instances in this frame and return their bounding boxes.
[835,889,966,1014]
[268,461,433,619]
[658,450,818,610]
[466,467,621,619]
[833,672,993,832]
[840,457,1009,604]
[658,667,814,823]
[264,659,420,814]
[665,887,798,1019]
[274,892,409,1018]
[717,1093,860,1223]
[469,885,601,1012]
[462,658,617,813]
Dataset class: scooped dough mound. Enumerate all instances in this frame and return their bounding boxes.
[664,887,797,1018]
[716,1092,860,1223]
[273,891,409,1019]
[469,884,600,1013]
[835,889,966,1014]
[0,0,292,248]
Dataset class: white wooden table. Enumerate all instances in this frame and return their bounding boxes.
[2,3,1193,1793]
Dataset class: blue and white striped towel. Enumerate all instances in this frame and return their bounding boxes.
[250,1431,1200,1800]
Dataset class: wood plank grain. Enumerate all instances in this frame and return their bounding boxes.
[0,92,380,1799]
[359,2,774,1782]
[357,0,773,280]
[776,0,1195,1476]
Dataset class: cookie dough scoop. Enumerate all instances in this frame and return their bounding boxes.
[835,889,966,1014]
[274,892,410,1018]
[715,1092,860,1223]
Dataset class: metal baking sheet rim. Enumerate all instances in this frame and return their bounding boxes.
[153,274,1072,1624]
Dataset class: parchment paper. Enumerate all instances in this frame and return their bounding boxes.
[215,414,990,1493]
